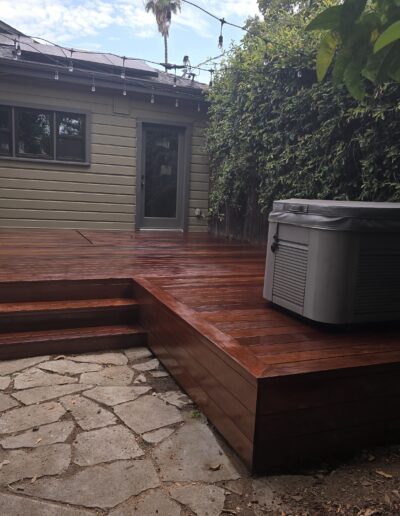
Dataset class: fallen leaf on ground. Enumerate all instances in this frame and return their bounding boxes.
[375,470,393,479]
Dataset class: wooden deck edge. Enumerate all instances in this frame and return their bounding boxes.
[133,275,263,383]
[132,277,258,470]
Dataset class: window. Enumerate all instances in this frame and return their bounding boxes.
[0,105,87,163]
[16,108,53,159]
[0,106,11,156]
[56,113,85,162]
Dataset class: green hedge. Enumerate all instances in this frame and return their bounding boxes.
[205,3,400,241]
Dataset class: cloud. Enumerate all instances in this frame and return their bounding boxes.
[0,0,260,44]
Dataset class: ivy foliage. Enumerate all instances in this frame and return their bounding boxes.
[205,1,400,230]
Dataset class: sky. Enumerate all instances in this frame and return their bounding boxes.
[0,0,261,82]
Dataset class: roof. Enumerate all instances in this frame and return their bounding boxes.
[0,21,207,101]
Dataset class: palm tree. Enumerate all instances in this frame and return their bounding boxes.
[145,0,181,66]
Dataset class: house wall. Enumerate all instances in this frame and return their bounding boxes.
[0,78,209,231]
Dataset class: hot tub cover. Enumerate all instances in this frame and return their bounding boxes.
[268,199,400,231]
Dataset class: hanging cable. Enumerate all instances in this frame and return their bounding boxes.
[121,57,126,79]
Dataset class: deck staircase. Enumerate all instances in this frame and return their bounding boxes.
[0,279,147,359]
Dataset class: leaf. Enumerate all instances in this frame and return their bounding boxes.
[375,469,393,479]
[333,47,351,84]
[316,32,339,81]
[374,21,400,52]
[344,59,366,100]
[306,6,342,32]
[341,0,368,37]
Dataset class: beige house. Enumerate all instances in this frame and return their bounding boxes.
[0,22,209,232]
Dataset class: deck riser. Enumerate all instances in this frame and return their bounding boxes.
[0,279,134,303]
[0,333,146,360]
[0,306,140,333]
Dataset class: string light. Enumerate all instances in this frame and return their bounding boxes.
[218,19,225,49]
[197,103,201,112]
[54,69,59,80]
[175,98,179,108]
[173,69,177,87]
[150,93,155,104]
[91,74,96,92]
[123,80,127,96]
[121,57,126,79]
[68,50,74,72]
[15,37,22,57]
[208,69,214,88]
[297,70,302,78]
[263,52,268,66]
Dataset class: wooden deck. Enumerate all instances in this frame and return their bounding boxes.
[1,228,400,473]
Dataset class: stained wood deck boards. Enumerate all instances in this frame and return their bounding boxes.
[0,228,399,472]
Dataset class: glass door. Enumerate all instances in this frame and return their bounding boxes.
[139,124,185,229]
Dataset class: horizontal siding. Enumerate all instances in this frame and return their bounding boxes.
[0,188,134,204]
[0,78,210,232]
[0,178,133,195]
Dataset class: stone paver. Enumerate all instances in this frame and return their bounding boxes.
[80,365,134,386]
[60,394,116,430]
[0,443,71,484]
[0,376,10,390]
[142,427,175,444]
[132,358,160,372]
[73,424,144,466]
[124,347,152,361]
[83,385,151,406]
[0,356,50,376]
[0,392,19,412]
[0,493,94,516]
[39,359,103,375]
[20,459,160,509]
[114,395,183,434]
[14,368,77,390]
[12,384,92,405]
[153,420,241,482]
[70,352,128,365]
[1,421,75,449]
[170,484,226,516]
[109,488,181,516]
[158,390,192,409]
[0,401,65,434]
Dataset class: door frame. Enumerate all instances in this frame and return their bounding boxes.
[136,118,192,231]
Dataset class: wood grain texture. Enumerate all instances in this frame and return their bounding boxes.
[0,228,400,472]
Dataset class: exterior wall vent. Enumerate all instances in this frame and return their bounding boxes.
[272,243,308,309]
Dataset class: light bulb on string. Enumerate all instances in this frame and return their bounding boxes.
[150,93,155,104]
[197,103,201,113]
[121,57,126,79]
[297,70,302,78]
[208,69,214,88]
[218,19,225,49]
[173,69,177,87]
[68,49,74,72]
[54,69,59,80]
[263,52,268,66]
[175,98,179,108]
[123,80,127,96]
[91,74,96,93]
[16,42,22,57]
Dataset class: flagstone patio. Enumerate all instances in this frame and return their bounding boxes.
[1,347,400,515]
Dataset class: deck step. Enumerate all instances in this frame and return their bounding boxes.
[0,298,140,332]
[0,325,147,360]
